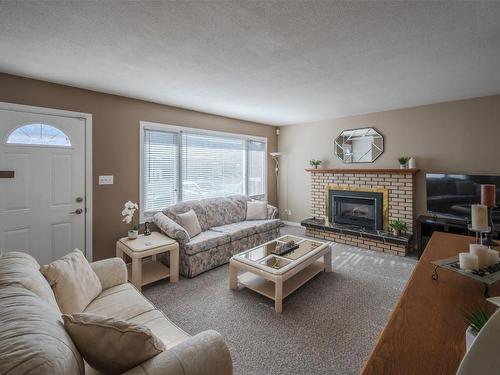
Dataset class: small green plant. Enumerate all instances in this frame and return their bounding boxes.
[390,220,408,236]
[398,156,410,166]
[464,306,492,334]
[309,159,322,169]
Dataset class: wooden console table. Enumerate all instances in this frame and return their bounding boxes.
[362,232,499,375]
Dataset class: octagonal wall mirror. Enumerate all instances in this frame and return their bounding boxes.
[334,127,384,163]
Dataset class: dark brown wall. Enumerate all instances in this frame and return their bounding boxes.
[0,73,277,260]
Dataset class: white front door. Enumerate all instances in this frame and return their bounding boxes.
[0,108,86,265]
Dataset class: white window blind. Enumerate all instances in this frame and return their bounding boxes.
[143,129,178,214]
[247,140,266,198]
[181,133,245,201]
[141,122,268,219]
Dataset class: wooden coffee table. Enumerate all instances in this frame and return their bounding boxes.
[229,235,332,313]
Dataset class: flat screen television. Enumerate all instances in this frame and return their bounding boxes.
[426,173,500,225]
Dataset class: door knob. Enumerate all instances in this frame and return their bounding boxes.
[69,208,83,215]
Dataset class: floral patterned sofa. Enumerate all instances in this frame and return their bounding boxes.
[154,195,281,278]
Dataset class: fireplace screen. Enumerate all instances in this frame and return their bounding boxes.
[329,189,384,230]
[340,200,375,222]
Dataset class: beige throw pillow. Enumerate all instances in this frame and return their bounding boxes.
[62,313,165,374]
[246,200,268,220]
[177,209,202,238]
[40,249,102,314]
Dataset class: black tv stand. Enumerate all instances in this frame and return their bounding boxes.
[416,214,473,259]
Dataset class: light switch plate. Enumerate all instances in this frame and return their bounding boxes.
[99,175,113,185]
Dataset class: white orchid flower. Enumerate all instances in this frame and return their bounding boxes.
[121,201,139,228]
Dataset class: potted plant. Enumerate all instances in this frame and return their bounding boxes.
[122,201,139,239]
[389,220,408,236]
[398,156,410,169]
[309,159,322,169]
[463,306,492,351]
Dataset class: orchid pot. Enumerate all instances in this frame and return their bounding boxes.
[128,229,139,240]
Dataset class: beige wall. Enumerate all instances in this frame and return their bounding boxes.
[278,95,500,223]
[0,73,277,260]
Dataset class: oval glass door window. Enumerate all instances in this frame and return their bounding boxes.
[6,123,71,147]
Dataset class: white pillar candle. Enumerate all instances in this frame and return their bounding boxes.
[459,252,479,271]
[471,204,489,230]
[488,249,499,266]
[470,244,490,269]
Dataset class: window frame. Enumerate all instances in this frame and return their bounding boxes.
[139,121,267,222]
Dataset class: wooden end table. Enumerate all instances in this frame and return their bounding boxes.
[116,232,179,290]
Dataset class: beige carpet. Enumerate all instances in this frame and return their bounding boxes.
[143,225,415,374]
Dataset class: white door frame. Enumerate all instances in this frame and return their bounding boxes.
[0,101,93,261]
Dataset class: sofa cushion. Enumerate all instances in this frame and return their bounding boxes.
[0,251,59,310]
[62,313,165,374]
[249,219,282,233]
[129,309,189,349]
[0,287,84,375]
[203,195,249,228]
[85,283,155,321]
[177,209,202,238]
[163,200,210,231]
[41,249,102,314]
[246,200,268,220]
[211,219,281,241]
[184,230,231,255]
[84,283,189,349]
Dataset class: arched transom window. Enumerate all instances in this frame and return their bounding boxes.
[6,123,71,147]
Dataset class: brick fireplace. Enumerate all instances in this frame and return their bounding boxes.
[301,168,418,256]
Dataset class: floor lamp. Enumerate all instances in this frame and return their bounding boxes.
[270,152,282,218]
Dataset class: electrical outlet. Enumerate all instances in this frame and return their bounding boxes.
[99,175,113,185]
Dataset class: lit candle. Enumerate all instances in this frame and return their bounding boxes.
[481,184,496,208]
[470,244,490,269]
[471,204,488,230]
[459,253,479,271]
[488,249,499,266]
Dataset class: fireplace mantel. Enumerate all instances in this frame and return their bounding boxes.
[305,168,419,174]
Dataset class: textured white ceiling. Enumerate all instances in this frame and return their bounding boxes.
[1,1,500,125]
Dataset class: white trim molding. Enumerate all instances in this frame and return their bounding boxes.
[0,101,93,262]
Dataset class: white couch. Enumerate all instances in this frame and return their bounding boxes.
[0,251,233,375]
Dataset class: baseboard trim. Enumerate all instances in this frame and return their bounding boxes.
[282,220,301,227]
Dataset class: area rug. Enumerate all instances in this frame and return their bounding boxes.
[143,226,415,374]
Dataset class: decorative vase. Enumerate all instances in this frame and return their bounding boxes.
[399,164,406,169]
[393,228,401,236]
[465,325,477,352]
[128,230,138,240]
[408,157,416,169]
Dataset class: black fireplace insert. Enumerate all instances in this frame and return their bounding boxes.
[328,189,384,230]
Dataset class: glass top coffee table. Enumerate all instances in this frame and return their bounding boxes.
[229,235,332,313]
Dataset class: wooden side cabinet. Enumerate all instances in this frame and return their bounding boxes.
[116,232,179,290]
